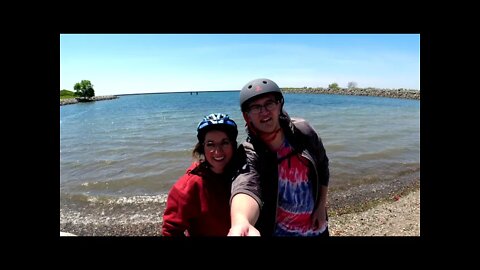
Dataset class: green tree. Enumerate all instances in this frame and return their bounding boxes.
[328,82,339,90]
[74,80,95,98]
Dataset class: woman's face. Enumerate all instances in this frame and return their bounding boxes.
[203,130,234,174]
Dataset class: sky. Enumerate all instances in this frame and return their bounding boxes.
[60,34,420,96]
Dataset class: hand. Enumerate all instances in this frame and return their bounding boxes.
[312,206,328,232]
[228,223,261,236]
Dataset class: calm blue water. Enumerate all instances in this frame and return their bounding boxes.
[60,91,419,214]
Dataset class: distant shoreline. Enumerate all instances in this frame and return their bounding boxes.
[116,88,420,100]
[116,90,239,96]
[60,88,420,106]
[115,87,420,99]
[282,87,420,100]
[60,95,119,106]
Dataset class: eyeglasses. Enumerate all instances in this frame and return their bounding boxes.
[248,100,279,115]
[204,140,232,152]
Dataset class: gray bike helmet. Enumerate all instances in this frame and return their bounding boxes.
[240,78,284,112]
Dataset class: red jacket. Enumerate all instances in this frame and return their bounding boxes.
[162,162,231,236]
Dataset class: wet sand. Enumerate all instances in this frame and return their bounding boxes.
[60,170,420,237]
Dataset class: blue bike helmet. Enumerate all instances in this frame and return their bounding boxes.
[197,113,238,142]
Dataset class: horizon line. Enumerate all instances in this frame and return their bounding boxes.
[114,89,240,96]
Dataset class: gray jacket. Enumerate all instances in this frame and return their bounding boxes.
[231,115,329,236]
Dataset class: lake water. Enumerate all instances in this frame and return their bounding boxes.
[60,91,420,218]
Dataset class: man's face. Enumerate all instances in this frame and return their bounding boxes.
[245,94,281,134]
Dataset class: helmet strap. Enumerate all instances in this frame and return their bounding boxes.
[243,111,257,136]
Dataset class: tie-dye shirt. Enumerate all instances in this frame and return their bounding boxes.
[274,139,322,236]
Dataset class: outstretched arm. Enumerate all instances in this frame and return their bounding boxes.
[228,193,261,236]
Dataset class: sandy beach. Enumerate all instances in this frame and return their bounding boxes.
[61,190,420,237]
[329,188,419,236]
[60,177,420,237]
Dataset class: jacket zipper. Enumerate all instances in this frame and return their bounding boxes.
[301,150,319,210]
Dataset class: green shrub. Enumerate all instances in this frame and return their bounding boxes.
[60,89,78,99]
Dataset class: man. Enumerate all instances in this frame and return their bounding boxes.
[228,78,330,236]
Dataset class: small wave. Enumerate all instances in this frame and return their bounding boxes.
[341,147,413,161]
[60,193,169,226]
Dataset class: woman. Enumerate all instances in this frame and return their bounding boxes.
[162,113,238,236]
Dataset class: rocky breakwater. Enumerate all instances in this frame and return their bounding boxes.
[282,88,420,100]
[60,95,119,106]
